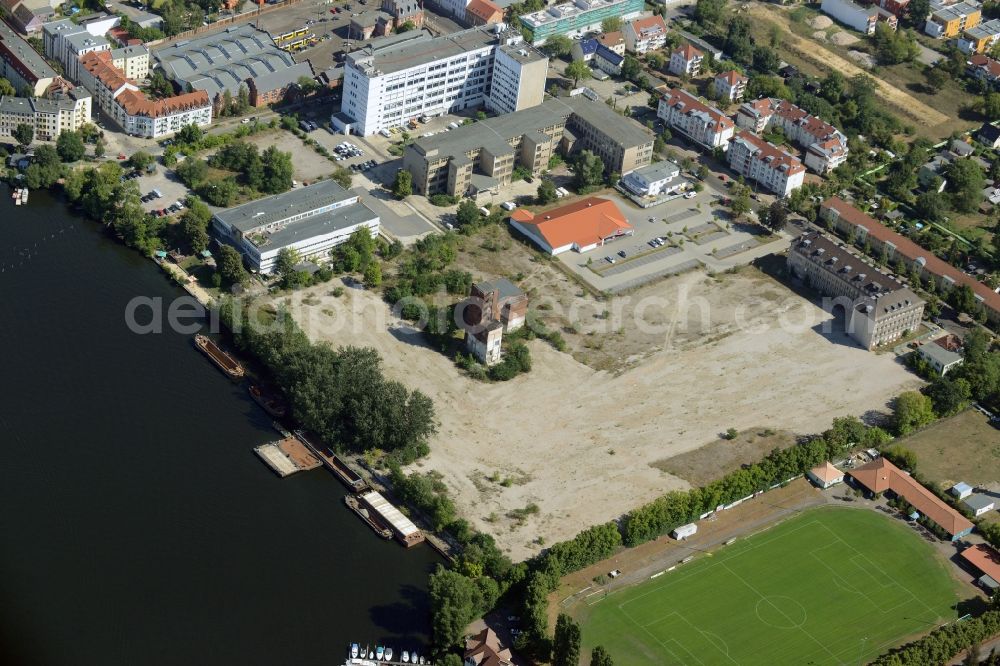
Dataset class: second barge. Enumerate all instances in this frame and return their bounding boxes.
[193,334,244,380]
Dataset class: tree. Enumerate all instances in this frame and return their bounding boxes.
[397,19,417,32]
[56,130,86,162]
[552,614,581,666]
[296,75,319,96]
[915,190,947,222]
[260,146,293,194]
[217,244,247,287]
[127,150,155,172]
[570,150,605,193]
[591,646,614,666]
[331,166,353,190]
[729,191,751,220]
[620,55,642,82]
[906,0,931,29]
[820,71,846,103]
[13,123,33,147]
[428,567,485,649]
[724,16,754,65]
[601,16,622,33]
[874,23,920,65]
[93,138,105,158]
[545,34,573,58]
[275,247,302,279]
[763,200,788,232]
[893,390,936,435]
[235,84,251,115]
[177,123,204,146]
[392,169,412,199]
[181,199,212,253]
[363,261,382,288]
[176,158,209,187]
[926,375,972,417]
[984,92,1000,120]
[924,65,948,93]
[944,158,986,213]
[456,199,482,228]
[751,46,780,74]
[565,59,591,87]
[537,178,558,204]
[24,144,63,190]
[0,77,14,96]
[694,0,725,26]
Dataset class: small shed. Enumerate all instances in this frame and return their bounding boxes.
[807,461,844,489]
[980,574,1000,592]
[950,482,973,500]
[964,493,996,517]
[671,523,697,540]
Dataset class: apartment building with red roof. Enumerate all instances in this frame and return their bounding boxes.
[78,50,211,139]
[821,197,1000,323]
[657,87,735,150]
[713,69,748,102]
[509,197,633,255]
[624,15,667,54]
[728,131,805,196]
[849,457,974,540]
[465,0,503,26]
[736,97,848,173]
[668,43,702,76]
[597,30,626,55]
[969,53,1000,87]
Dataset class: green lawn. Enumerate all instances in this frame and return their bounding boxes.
[577,508,964,665]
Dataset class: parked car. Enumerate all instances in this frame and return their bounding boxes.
[605,255,615,264]
[684,191,696,199]
[618,250,626,258]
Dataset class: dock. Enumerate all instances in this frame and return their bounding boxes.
[359,490,424,548]
[254,435,322,477]
[295,430,371,492]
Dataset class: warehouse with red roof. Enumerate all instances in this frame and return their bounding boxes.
[509,197,633,255]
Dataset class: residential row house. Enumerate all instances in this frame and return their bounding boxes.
[969,53,1000,88]
[624,15,667,54]
[668,44,702,77]
[657,87,734,150]
[788,230,925,350]
[78,50,211,139]
[959,18,1000,54]
[821,197,1000,324]
[728,131,805,197]
[736,97,849,173]
[713,70,748,103]
[925,0,982,39]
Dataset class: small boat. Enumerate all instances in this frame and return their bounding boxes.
[362,645,369,659]
[20,188,27,205]
[351,643,359,659]
[249,384,287,418]
[376,646,384,661]
[193,334,245,380]
[402,651,410,663]
[384,647,393,661]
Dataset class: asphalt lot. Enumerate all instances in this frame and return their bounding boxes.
[555,189,786,293]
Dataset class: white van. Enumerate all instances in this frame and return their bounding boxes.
[501,201,516,211]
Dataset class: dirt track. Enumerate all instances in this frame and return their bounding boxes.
[276,268,921,561]
[749,5,949,128]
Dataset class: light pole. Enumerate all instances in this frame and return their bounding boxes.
[857,636,869,666]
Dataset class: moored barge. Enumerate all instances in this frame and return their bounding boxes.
[193,334,244,380]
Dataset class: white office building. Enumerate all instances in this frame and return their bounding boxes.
[620,160,682,197]
[212,179,380,274]
[338,25,548,136]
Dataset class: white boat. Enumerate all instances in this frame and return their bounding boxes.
[20,188,27,204]
[402,651,409,663]
[361,645,369,659]
[352,643,360,659]
[376,646,384,661]
[384,647,393,661]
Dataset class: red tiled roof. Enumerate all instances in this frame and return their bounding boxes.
[80,50,132,94]
[971,53,1000,79]
[822,197,1000,316]
[716,69,747,86]
[849,457,974,537]
[673,43,702,60]
[597,31,623,47]
[962,544,1000,581]
[663,87,734,130]
[80,50,210,119]
[466,0,502,23]
[809,461,844,484]
[629,15,667,37]
[511,197,632,250]
[733,130,805,175]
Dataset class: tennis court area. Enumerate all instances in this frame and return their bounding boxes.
[577,508,964,665]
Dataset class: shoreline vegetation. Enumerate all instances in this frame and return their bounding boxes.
[17,115,1000,663]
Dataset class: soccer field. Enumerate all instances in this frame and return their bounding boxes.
[577,508,964,665]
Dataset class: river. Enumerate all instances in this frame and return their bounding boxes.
[0,189,440,665]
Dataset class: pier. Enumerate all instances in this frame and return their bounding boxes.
[254,435,322,477]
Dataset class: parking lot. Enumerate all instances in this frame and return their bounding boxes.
[556,189,789,293]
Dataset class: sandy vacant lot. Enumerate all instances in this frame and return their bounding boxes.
[276,265,921,561]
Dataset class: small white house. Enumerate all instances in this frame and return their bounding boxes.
[671,523,697,540]
[951,482,974,500]
[807,461,845,489]
[965,494,996,517]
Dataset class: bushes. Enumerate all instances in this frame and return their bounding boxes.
[870,611,1000,665]
[488,342,531,381]
[390,466,456,531]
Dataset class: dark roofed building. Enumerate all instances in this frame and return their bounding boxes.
[978,122,1000,149]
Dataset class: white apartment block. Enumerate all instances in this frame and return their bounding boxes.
[657,87,734,150]
[624,15,667,54]
[821,0,878,35]
[0,88,91,141]
[43,19,112,83]
[736,97,849,173]
[713,70,748,102]
[339,26,548,136]
[728,131,805,197]
[668,44,703,76]
[78,51,211,139]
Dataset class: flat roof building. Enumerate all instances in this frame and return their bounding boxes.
[0,18,57,96]
[0,86,91,141]
[518,0,644,45]
[154,24,314,108]
[918,338,964,375]
[964,493,996,516]
[211,179,379,274]
[338,25,547,136]
[402,94,653,197]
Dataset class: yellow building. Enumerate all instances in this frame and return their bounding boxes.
[925,1,981,39]
[960,18,1000,54]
